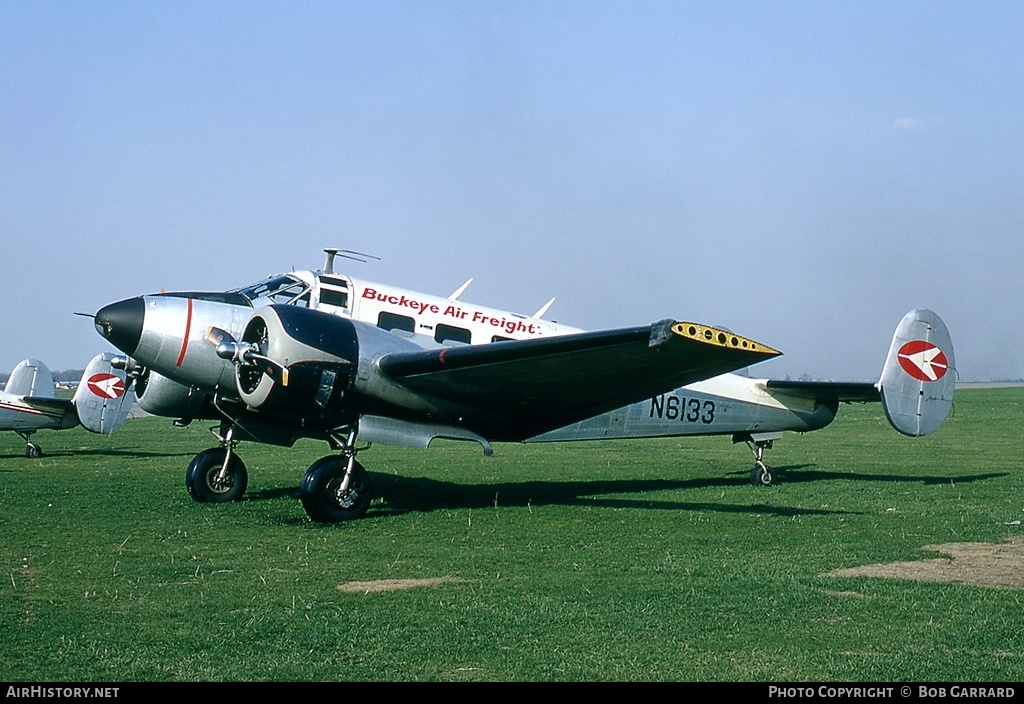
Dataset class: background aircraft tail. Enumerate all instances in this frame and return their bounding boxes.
[5,359,57,397]
[877,308,956,436]
[72,353,134,434]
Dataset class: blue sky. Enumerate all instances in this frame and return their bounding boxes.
[2,1,1022,381]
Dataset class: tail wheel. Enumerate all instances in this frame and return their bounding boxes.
[186,447,248,503]
[301,456,372,523]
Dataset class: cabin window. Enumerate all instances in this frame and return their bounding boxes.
[319,288,348,308]
[491,335,514,343]
[435,324,472,345]
[378,312,415,334]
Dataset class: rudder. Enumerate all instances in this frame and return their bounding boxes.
[878,309,955,437]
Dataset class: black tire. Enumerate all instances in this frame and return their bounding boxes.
[750,461,773,486]
[300,456,372,523]
[26,443,42,459]
[185,447,248,503]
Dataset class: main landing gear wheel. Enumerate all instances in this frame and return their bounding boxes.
[301,456,372,523]
[185,447,248,503]
[18,432,41,458]
[750,461,773,486]
[744,435,778,487]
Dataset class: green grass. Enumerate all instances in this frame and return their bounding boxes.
[2,388,1022,681]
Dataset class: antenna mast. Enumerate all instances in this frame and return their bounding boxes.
[323,248,380,274]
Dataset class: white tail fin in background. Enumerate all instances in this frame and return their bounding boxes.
[5,359,57,398]
[72,353,134,434]
[878,309,956,437]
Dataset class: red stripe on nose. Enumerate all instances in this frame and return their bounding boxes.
[176,298,193,367]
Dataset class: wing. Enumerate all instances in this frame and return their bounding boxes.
[764,380,880,403]
[378,319,780,440]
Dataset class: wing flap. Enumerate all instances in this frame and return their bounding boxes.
[378,320,780,439]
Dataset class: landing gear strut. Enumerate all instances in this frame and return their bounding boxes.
[749,441,773,486]
[737,432,782,486]
[300,426,372,523]
[185,424,248,503]
[180,420,373,521]
[17,431,41,458]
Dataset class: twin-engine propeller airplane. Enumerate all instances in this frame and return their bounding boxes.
[92,249,955,523]
[2,354,134,457]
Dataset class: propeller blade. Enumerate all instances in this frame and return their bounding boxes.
[243,352,290,387]
[205,326,236,346]
[206,326,245,362]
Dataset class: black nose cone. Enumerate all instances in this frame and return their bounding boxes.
[95,297,145,355]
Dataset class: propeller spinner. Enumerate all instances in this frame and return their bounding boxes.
[206,326,290,386]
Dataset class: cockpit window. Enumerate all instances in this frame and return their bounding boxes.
[234,275,311,308]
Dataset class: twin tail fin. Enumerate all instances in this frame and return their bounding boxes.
[878,308,955,437]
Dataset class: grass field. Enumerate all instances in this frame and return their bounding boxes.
[2,387,1022,682]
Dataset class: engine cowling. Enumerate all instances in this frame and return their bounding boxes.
[135,368,205,418]
[234,305,359,418]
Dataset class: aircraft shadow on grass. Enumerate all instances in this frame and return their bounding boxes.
[243,463,1010,522]
[741,466,1009,487]
[249,477,842,520]
[371,474,844,517]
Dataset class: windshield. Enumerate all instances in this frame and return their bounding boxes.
[233,275,311,308]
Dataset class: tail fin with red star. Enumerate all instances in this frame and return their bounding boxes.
[72,353,134,434]
[878,309,956,437]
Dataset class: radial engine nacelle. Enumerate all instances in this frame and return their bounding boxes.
[215,305,439,422]
[134,368,206,419]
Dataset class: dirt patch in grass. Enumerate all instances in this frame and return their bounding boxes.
[823,538,1024,589]
[337,577,465,593]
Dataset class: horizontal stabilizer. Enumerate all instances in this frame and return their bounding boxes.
[20,396,75,418]
[765,380,879,403]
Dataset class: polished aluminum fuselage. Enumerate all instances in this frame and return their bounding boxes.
[97,269,838,445]
[134,295,252,394]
